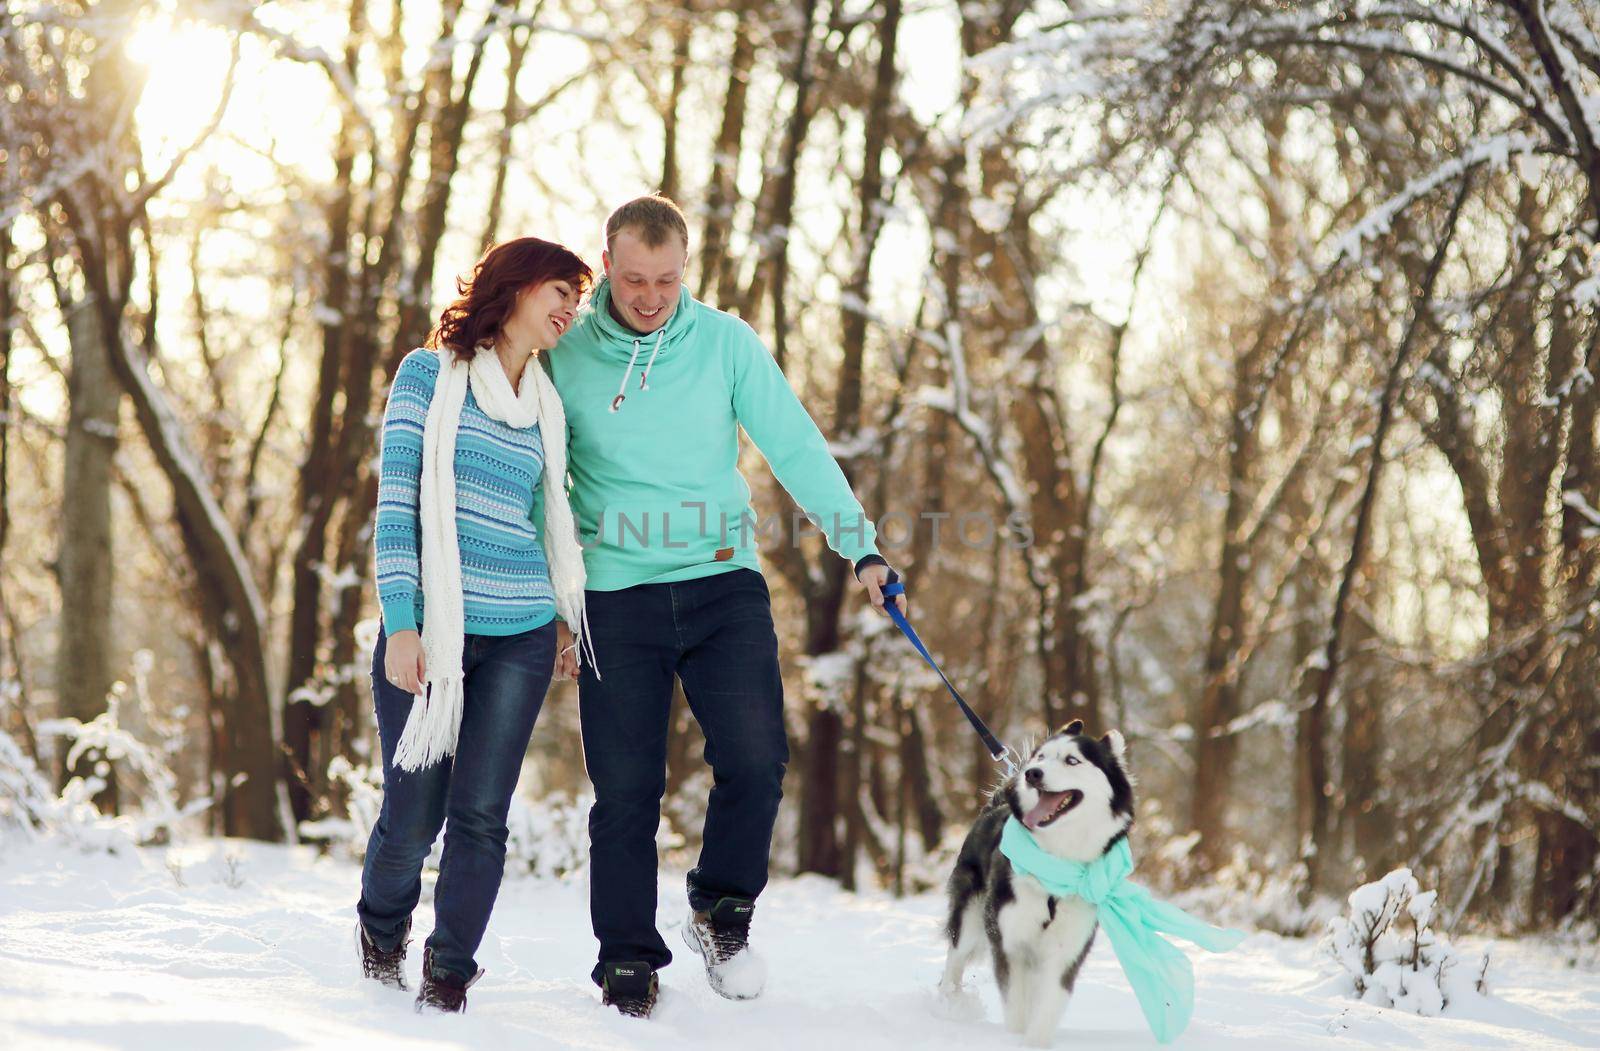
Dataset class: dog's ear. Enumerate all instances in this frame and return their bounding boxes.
[1101,730,1126,764]
[1060,719,1084,736]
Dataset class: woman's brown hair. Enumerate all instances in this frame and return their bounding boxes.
[427,237,593,362]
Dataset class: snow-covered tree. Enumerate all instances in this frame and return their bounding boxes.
[974,0,1600,925]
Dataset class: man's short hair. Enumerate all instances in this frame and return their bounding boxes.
[605,194,690,252]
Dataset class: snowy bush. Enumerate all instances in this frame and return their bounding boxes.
[1168,846,1335,938]
[505,791,591,879]
[297,756,385,854]
[1548,920,1600,971]
[0,725,72,839]
[1137,809,1335,936]
[0,725,201,853]
[3,653,209,851]
[1322,868,1490,1015]
[301,755,592,880]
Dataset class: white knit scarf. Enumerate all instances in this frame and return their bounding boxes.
[393,343,594,772]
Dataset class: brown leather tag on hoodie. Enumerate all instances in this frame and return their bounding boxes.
[715,547,734,561]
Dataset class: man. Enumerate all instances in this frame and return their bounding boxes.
[545,195,902,1017]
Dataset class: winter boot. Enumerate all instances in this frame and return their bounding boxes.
[682,896,766,999]
[601,960,659,1018]
[414,946,483,1014]
[356,916,410,990]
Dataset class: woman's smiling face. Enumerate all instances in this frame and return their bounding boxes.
[508,276,582,350]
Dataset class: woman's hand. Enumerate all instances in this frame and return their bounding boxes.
[554,620,580,681]
[384,629,427,694]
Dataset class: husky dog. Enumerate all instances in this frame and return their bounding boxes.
[940,720,1134,1047]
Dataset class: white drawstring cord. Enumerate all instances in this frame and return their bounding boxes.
[580,603,601,679]
[610,338,643,412]
[638,327,665,391]
[609,327,668,410]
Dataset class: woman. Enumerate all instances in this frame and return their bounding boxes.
[355,237,592,1013]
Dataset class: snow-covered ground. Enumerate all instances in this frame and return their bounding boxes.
[1,839,1596,1050]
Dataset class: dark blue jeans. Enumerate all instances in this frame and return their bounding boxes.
[578,568,788,984]
[357,619,556,981]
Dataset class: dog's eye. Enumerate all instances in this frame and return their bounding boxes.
[1065,756,1080,765]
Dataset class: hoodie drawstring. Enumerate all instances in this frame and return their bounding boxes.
[610,338,644,413]
[609,327,667,412]
[638,327,665,391]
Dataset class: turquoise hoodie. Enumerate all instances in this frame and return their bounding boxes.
[540,278,879,591]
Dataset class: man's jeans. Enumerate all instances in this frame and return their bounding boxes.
[578,568,788,984]
[357,619,556,980]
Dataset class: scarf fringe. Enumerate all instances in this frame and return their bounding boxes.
[393,677,464,772]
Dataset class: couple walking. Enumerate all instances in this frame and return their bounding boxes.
[352,194,904,1017]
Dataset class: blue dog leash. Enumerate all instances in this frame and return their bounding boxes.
[879,569,1015,770]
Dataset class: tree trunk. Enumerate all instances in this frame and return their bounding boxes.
[839,657,871,890]
[737,0,823,344]
[55,295,120,813]
[1537,314,1599,923]
[284,0,366,825]
[1338,587,1390,883]
[1190,95,1314,870]
[660,14,691,199]
[0,221,12,570]
[483,8,535,250]
[0,222,36,762]
[797,706,844,876]
[792,0,900,879]
[1190,346,1262,870]
[698,0,756,305]
[1532,277,1600,924]
[91,282,284,840]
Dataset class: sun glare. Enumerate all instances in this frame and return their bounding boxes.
[125,16,238,165]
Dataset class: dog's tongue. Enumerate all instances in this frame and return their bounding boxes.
[1023,791,1068,830]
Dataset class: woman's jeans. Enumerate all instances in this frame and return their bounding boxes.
[356,619,556,980]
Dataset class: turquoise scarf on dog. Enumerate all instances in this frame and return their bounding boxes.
[999,817,1245,1043]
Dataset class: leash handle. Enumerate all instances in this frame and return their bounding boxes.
[878,569,1010,764]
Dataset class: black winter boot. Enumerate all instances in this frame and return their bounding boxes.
[356,917,410,990]
[600,960,659,1018]
[414,946,483,1014]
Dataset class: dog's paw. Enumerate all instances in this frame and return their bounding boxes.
[931,982,984,1022]
[1021,1015,1060,1048]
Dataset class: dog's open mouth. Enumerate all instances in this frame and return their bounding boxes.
[1023,789,1083,830]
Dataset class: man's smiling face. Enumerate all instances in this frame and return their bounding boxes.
[603,227,687,335]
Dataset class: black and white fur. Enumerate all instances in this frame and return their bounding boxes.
[940,721,1134,1047]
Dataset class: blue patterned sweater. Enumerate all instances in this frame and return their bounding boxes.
[374,349,556,636]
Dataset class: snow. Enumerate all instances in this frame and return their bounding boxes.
[911,318,1032,524]
[1562,490,1600,529]
[111,332,268,639]
[970,197,1011,234]
[1332,134,1541,265]
[826,428,882,460]
[2,840,1598,1050]
[801,651,857,701]
[702,942,768,1001]
[1345,868,1412,916]
[1217,699,1301,736]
